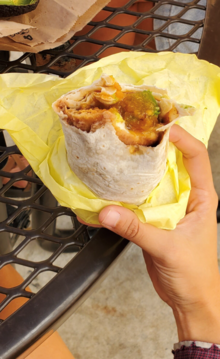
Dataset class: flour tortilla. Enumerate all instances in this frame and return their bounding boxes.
[52,74,192,205]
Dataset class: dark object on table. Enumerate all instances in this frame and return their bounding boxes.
[0,51,9,73]
[0,0,39,17]
[35,42,77,73]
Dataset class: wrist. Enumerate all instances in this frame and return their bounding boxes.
[173,285,220,343]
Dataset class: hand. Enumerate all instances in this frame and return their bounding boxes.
[78,125,220,343]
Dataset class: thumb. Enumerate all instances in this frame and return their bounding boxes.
[99,205,170,256]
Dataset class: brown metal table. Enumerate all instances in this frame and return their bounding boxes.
[0,0,220,358]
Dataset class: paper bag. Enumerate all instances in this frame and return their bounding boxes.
[0,0,110,52]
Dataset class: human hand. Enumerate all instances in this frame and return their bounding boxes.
[78,125,220,343]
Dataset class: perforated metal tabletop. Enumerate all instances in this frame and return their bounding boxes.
[0,0,219,358]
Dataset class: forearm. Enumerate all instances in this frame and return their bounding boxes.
[173,278,220,344]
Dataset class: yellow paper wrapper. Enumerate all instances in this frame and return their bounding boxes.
[1,52,220,229]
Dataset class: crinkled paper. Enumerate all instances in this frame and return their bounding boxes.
[1,52,220,228]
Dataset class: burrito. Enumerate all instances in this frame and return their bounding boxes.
[52,74,192,205]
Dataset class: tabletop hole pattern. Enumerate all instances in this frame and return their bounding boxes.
[0,137,90,319]
[0,0,205,77]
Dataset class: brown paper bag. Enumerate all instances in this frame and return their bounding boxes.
[0,0,110,53]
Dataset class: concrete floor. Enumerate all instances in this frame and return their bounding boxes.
[58,242,177,359]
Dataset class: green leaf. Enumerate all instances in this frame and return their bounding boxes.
[141,90,161,116]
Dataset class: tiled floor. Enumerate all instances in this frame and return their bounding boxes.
[14,218,220,359]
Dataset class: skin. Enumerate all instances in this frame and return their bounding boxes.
[78,125,220,344]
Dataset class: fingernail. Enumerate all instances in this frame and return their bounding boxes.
[101,210,121,228]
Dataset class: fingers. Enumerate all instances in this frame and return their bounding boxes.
[169,125,215,193]
[99,205,170,256]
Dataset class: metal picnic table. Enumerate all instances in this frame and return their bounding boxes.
[0,0,220,357]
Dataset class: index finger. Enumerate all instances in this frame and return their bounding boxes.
[169,125,214,193]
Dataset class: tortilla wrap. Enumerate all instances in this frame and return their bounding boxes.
[52,74,192,205]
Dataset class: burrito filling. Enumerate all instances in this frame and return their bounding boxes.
[58,81,179,146]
